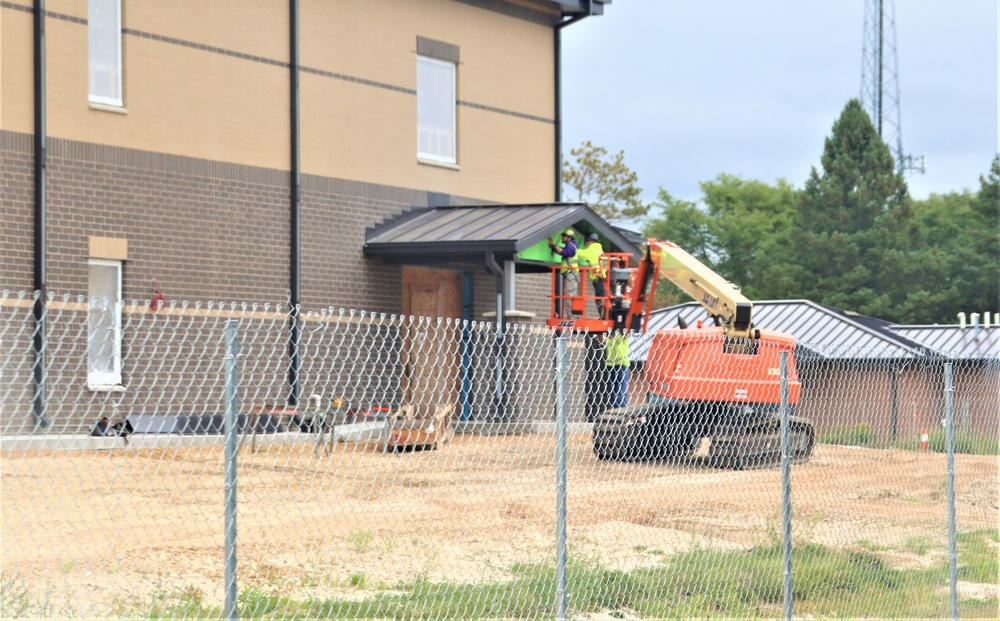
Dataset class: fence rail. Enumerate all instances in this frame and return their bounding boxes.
[2,291,997,620]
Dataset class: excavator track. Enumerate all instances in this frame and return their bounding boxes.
[592,407,815,469]
[709,420,814,470]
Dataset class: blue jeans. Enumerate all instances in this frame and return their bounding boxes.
[592,278,607,318]
[607,365,629,408]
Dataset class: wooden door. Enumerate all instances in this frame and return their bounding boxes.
[401,267,463,406]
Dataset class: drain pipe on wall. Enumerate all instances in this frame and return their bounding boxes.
[486,252,508,420]
[32,0,50,429]
[287,0,302,408]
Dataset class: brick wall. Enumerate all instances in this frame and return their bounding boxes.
[0,132,35,291]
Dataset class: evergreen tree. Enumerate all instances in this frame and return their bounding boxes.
[757,99,914,319]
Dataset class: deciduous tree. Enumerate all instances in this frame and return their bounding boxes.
[562,141,648,222]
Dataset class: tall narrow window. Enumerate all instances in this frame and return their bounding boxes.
[417,55,456,164]
[88,259,122,386]
[89,0,122,106]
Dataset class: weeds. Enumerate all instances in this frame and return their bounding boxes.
[347,529,375,553]
[2,532,996,619]
[349,572,367,588]
[820,423,999,456]
[818,423,876,447]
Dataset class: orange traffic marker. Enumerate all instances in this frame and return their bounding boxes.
[920,428,929,451]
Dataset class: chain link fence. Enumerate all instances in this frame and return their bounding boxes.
[2,290,998,619]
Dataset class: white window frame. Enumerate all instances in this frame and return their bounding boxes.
[88,259,123,386]
[88,0,123,107]
[417,55,457,164]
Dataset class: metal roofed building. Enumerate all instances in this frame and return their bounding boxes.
[892,324,1000,361]
[627,300,999,440]
[630,299,929,363]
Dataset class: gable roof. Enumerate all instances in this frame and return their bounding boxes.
[364,203,641,273]
[631,299,929,362]
[891,325,1000,360]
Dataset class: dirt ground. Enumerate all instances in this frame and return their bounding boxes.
[2,433,997,616]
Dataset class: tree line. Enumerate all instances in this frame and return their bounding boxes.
[563,99,999,325]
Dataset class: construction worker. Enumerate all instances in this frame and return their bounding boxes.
[576,232,606,318]
[548,228,580,316]
[605,330,630,408]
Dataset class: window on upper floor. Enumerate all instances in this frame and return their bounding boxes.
[417,56,456,164]
[88,259,122,386]
[89,0,123,106]
[416,37,459,165]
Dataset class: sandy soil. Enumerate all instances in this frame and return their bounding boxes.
[2,433,997,616]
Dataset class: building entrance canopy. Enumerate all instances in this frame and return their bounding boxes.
[364,202,641,273]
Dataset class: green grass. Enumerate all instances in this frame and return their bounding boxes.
[820,423,999,455]
[956,529,1000,584]
[818,423,877,447]
[5,532,997,619]
[925,427,1000,455]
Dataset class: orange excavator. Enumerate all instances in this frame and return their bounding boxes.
[547,239,814,468]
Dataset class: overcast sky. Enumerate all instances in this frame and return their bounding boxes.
[561,1,998,210]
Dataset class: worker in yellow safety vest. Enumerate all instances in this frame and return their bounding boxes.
[576,232,606,318]
[605,331,630,408]
[548,228,580,316]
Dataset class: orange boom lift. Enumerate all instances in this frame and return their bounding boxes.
[548,239,814,468]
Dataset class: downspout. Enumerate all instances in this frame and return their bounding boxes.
[554,12,591,425]
[287,0,301,407]
[460,272,472,421]
[554,13,590,202]
[32,0,49,429]
[486,252,507,420]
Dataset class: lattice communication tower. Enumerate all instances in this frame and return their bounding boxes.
[860,0,925,175]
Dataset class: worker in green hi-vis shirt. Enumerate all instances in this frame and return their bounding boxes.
[605,331,630,408]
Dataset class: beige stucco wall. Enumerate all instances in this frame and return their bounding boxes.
[1,2,34,133]
[2,0,557,203]
[300,0,556,203]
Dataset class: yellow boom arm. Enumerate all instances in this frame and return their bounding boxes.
[648,240,755,339]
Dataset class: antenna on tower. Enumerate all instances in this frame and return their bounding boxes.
[860,0,925,176]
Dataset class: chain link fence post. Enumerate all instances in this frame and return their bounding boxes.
[554,336,568,621]
[224,319,240,621]
[780,350,793,621]
[944,362,957,621]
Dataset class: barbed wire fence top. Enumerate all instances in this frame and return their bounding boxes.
[1,291,998,620]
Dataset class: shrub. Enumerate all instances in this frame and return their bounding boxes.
[818,424,876,447]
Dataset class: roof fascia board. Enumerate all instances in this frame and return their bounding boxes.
[541,0,608,16]
[364,240,519,256]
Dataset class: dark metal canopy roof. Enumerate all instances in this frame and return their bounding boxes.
[364,203,642,273]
